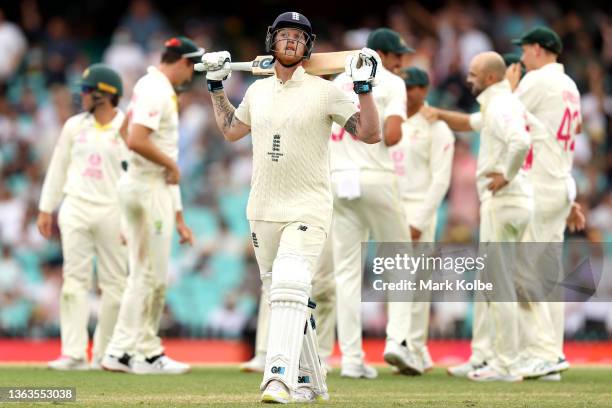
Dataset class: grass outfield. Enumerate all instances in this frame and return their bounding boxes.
[1,366,611,407]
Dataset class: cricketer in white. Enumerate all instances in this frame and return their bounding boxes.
[422,51,533,382]
[38,64,128,371]
[200,11,381,404]
[386,66,455,375]
[101,36,201,375]
[329,27,413,379]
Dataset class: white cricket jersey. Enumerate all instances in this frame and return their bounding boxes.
[234,66,358,230]
[124,66,183,211]
[515,63,581,182]
[39,111,127,212]
[472,80,532,203]
[329,65,407,172]
[126,66,179,180]
[389,112,454,231]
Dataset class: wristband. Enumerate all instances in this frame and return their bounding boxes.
[207,80,224,92]
[353,81,372,94]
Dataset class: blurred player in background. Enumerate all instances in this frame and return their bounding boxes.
[38,64,127,370]
[385,67,454,375]
[330,27,412,379]
[423,52,532,381]
[507,27,585,380]
[200,11,381,403]
[101,36,199,375]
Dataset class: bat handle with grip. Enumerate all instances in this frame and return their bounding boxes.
[194,61,252,73]
[228,62,253,72]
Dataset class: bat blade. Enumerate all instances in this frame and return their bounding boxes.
[230,50,359,76]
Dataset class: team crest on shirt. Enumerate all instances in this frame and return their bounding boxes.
[267,134,284,162]
[154,220,163,234]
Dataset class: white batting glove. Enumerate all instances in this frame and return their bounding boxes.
[197,51,232,81]
[345,47,380,94]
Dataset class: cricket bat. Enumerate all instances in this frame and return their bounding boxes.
[194,50,359,76]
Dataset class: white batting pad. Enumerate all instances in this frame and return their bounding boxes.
[298,301,328,395]
[261,254,312,392]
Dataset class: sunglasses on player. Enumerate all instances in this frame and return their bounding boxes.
[81,85,97,94]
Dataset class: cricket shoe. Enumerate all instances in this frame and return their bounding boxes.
[447,360,487,378]
[261,380,292,404]
[101,353,133,373]
[554,357,570,372]
[467,365,522,382]
[132,354,191,374]
[340,362,378,379]
[420,347,434,372]
[48,356,89,371]
[383,339,423,376]
[538,373,561,381]
[239,353,266,373]
[293,387,330,403]
[516,357,562,379]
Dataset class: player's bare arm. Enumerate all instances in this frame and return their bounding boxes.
[126,123,180,184]
[343,111,380,144]
[175,211,194,246]
[420,106,473,132]
[200,51,251,142]
[209,90,250,142]
[383,115,403,146]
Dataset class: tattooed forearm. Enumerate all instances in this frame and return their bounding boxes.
[344,112,360,136]
[211,91,237,132]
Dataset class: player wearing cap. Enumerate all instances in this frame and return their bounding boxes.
[329,27,412,379]
[507,27,585,380]
[385,67,454,375]
[101,36,202,375]
[38,64,128,370]
[200,11,381,403]
[423,52,533,381]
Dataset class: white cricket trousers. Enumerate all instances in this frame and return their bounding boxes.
[331,170,411,366]
[106,175,175,359]
[386,199,437,359]
[472,196,531,373]
[520,179,572,360]
[57,195,127,361]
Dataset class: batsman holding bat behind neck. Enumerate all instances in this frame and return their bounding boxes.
[201,11,381,404]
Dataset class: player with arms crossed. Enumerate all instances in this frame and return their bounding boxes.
[200,11,381,403]
[38,64,127,370]
[386,67,455,375]
[506,27,585,380]
[330,27,413,379]
[101,36,200,374]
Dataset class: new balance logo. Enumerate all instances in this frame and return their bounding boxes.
[298,225,308,232]
[271,366,285,374]
[291,12,300,21]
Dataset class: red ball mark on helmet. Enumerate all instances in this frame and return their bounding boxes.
[165,38,181,48]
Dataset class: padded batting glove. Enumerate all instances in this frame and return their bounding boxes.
[197,51,232,92]
[345,47,380,94]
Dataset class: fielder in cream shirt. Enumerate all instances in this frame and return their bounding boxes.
[386,67,454,375]
[422,52,532,382]
[38,64,128,371]
[506,26,584,380]
[330,27,413,380]
[102,36,201,375]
